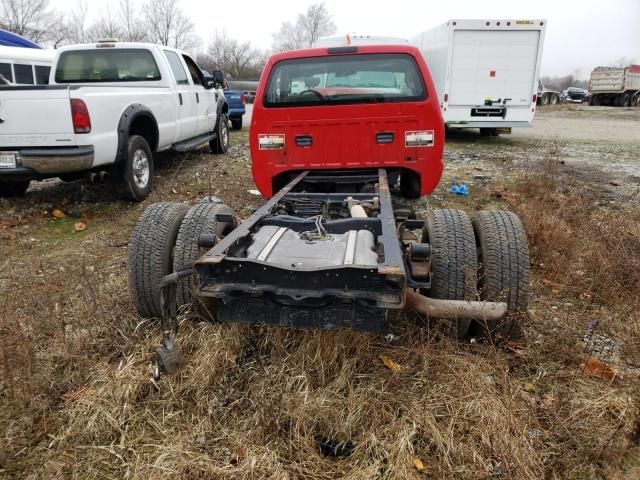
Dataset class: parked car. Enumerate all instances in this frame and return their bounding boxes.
[0,41,230,200]
[561,87,588,103]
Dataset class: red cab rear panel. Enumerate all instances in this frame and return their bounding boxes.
[250,45,444,198]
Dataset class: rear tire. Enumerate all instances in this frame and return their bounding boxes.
[472,210,530,340]
[591,95,600,106]
[173,202,236,317]
[622,93,631,107]
[211,114,230,154]
[128,202,189,318]
[422,209,478,339]
[230,117,243,130]
[550,94,559,105]
[541,94,549,106]
[0,180,30,198]
[121,135,154,201]
[400,171,421,199]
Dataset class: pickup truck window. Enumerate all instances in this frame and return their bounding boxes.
[35,65,50,84]
[164,50,190,85]
[55,49,161,83]
[15,63,34,84]
[0,62,12,82]
[182,55,204,86]
[264,53,426,107]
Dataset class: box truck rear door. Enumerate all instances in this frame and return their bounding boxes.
[449,30,539,107]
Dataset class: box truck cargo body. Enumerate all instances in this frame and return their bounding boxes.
[411,20,546,134]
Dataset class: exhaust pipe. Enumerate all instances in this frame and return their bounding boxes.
[88,170,109,183]
[405,290,507,321]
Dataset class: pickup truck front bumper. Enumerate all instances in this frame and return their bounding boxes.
[0,146,94,179]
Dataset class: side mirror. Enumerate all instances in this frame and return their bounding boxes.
[212,69,225,88]
[204,79,215,89]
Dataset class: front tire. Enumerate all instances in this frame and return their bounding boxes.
[128,202,189,318]
[211,114,230,154]
[422,209,478,339]
[0,179,30,198]
[121,135,154,201]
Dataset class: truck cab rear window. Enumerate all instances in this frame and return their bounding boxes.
[55,49,161,83]
[264,53,426,107]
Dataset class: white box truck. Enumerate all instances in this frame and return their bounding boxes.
[411,19,546,135]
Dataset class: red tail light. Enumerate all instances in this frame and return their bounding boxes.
[444,93,449,102]
[70,99,91,134]
[532,94,537,104]
[241,93,246,105]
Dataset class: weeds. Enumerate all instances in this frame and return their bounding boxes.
[1,137,639,479]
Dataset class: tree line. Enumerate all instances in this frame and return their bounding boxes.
[0,0,337,80]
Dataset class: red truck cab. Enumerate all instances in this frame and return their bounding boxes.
[250,43,444,198]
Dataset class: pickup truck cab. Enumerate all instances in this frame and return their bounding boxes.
[0,41,230,200]
[250,40,444,198]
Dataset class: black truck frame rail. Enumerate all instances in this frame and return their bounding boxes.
[152,168,510,378]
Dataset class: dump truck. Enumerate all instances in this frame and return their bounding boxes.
[127,36,531,378]
[588,65,640,107]
[411,19,546,136]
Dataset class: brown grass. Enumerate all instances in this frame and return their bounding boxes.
[1,136,639,479]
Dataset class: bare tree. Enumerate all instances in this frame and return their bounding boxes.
[119,0,147,42]
[86,6,125,42]
[63,0,90,44]
[0,0,53,42]
[145,0,195,50]
[205,31,266,79]
[609,56,636,68]
[272,2,336,52]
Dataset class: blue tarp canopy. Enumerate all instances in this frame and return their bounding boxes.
[0,29,41,48]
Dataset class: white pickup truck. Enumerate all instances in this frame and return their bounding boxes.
[0,41,230,200]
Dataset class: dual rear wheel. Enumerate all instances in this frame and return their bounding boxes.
[128,200,236,319]
[422,208,530,340]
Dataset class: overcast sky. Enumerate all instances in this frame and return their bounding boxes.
[53,0,639,78]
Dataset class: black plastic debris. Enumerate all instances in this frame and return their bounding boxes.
[318,437,356,457]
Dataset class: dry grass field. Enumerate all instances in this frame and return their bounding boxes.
[1,106,639,479]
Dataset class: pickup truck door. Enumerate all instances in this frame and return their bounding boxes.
[163,49,198,141]
[182,54,216,134]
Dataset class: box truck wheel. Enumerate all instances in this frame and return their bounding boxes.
[421,209,478,339]
[0,179,30,198]
[128,202,190,318]
[622,94,631,107]
[173,202,237,320]
[472,210,530,340]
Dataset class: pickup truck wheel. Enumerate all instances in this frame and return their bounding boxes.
[421,209,478,339]
[211,114,230,154]
[173,202,237,320]
[128,202,189,319]
[121,135,154,201]
[0,179,30,198]
[230,117,243,130]
[472,210,530,340]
